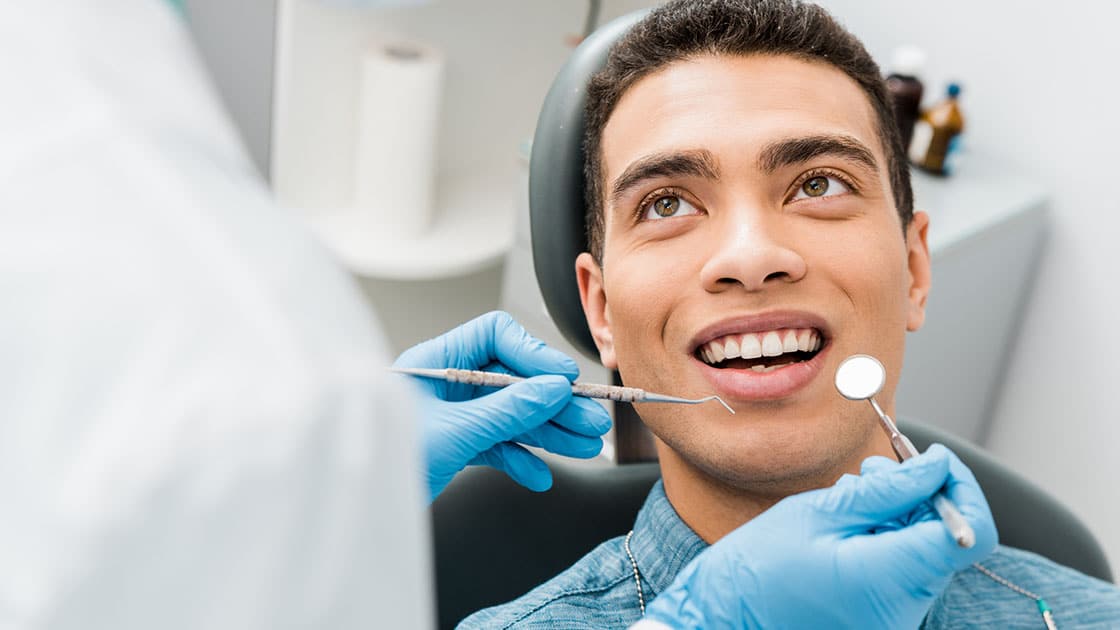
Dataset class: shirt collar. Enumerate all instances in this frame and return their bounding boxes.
[629,480,709,596]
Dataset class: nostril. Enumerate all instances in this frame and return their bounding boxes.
[764,271,791,283]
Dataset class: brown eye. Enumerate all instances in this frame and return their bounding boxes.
[654,196,680,217]
[641,193,700,221]
[802,176,829,197]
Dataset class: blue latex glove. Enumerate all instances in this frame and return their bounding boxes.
[639,444,998,630]
[393,311,612,502]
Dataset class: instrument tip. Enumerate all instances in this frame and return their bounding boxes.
[708,396,735,414]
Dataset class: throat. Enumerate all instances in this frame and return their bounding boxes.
[656,448,783,544]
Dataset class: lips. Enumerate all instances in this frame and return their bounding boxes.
[688,312,831,401]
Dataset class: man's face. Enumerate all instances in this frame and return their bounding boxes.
[576,54,931,492]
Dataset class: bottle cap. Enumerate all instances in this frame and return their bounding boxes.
[947,83,962,97]
[890,45,926,77]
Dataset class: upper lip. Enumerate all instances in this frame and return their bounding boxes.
[687,310,832,354]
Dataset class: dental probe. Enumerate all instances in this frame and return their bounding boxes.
[391,367,735,414]
[834,354,976,549]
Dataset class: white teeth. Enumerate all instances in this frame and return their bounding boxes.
[700,328,823,365]
[797,330,811,352]
[782,330,799,353]
[710,342,725,363]
[761,331,783,356]
[740,334,763,359]
[750,362,789,374]
[724,337,740,360]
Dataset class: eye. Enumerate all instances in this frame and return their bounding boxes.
[642,194,700,220]
[791,175,852,201]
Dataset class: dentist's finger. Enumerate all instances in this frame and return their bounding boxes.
[470,442,553,492]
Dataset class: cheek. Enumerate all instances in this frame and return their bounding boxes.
[812,223,912,385]
[602,243,697,367]
[811,222,909,311]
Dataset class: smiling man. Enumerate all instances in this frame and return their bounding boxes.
[459,1,1120,628]
[580,51,917,539]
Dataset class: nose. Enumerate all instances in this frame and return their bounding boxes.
[699,210,808,293]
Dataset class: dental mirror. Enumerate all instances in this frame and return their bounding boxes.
[834,354,886,401]
[833,352,977,549]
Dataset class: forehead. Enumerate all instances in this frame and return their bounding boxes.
[601,54,885,182]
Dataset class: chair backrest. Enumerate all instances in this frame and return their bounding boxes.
[431,417,1113,629]
[529,10,646,361]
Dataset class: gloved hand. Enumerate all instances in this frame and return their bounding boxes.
[637,444,998,630]
[393,311,612,502]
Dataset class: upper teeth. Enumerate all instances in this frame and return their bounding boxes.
[699,328,821,364]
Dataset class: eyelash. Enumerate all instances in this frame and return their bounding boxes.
[787,168,860,201]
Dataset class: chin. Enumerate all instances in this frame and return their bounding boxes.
[654,414,875,493]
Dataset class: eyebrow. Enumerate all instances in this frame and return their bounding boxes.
[609,149,720,206]
[757,134,879,174]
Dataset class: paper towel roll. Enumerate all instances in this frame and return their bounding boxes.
[353,39,443,238]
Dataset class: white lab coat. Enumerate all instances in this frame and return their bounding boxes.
[0,1,432,628]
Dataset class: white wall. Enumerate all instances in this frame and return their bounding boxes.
[818,0,1120,569]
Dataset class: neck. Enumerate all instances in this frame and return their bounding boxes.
[657,426,896,544]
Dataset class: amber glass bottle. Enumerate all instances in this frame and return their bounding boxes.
[909,83,965,175]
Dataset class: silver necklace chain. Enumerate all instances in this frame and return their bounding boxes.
[623,530,1057,629]
[624,530,645,616]
[972,561,1058,630]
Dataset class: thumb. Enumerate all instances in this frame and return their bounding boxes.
[816,446,952,529]
[456,375,573,449]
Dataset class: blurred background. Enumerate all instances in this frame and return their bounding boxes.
[171,0,1120,570]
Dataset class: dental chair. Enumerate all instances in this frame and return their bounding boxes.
[431,12,1113,629]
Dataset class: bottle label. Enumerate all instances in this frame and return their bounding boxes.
[943,134,963,175]
[909,121,934,164]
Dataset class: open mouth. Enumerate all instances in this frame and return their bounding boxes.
[694,328,825,373]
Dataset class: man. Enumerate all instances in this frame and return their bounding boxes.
[460,1,1120,628]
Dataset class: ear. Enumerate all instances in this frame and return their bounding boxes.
[905,211,932,332]
[575,252,618,369]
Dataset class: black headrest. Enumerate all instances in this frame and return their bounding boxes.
[528,10,646,361]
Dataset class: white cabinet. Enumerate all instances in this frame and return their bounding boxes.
[901,157,1048,443]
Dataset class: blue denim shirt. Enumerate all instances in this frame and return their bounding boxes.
[460,481,1120,629]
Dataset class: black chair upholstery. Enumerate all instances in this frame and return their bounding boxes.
[431,419,1113,629]
[529,10,646,360]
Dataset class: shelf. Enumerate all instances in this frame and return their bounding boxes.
[304,169,515,280]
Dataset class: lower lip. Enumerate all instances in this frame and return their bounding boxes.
[693,343,830,401]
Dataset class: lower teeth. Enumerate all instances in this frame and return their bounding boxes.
[750,362,791,373]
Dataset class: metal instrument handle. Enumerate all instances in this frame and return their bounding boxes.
[571,382,645,403]
[445,368,522,388]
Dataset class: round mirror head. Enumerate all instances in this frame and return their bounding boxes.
[835,354,886,401]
